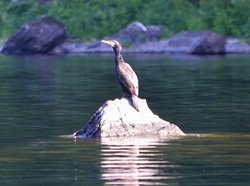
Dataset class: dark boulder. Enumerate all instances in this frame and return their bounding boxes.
[1,16,66,55]
[166,31,226,54]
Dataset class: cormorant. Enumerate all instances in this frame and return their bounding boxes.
[101,39,139,111]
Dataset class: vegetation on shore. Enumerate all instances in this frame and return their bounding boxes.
[0,0,250,41]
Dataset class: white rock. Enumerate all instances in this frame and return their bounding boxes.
[74,97,185,138]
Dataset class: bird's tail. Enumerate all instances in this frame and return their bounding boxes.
[131,95,140,112]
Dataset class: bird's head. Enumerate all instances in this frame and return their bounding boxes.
[101,39,122,55]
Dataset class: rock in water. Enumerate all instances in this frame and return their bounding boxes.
[1,16,66,55]
[166,31,226,54]
[74,97,185,138]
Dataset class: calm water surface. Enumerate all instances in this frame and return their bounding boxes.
[0,54,250,185]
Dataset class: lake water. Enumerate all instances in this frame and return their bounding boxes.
[0,54,250,185]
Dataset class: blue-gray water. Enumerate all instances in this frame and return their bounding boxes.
[0,54,250,185]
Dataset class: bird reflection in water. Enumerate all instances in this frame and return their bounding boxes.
[100,137,180,186]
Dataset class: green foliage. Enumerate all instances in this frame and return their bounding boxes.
[0,0,250,41]
[0,0,47,39]
[48,0,143,40]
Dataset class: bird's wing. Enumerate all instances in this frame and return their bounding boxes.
[118,62,139,96]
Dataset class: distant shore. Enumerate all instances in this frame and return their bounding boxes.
[1,17,250,55]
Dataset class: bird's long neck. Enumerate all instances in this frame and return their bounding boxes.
[114,49,123,64]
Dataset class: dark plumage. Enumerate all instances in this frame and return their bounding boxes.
[101,39,139,111]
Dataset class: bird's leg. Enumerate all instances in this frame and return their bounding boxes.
[122,94,140,112]
[131,95,140,112]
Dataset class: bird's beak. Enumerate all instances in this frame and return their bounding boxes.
[101,40,115,47]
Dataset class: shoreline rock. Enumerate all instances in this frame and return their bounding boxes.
[73,97,185,138]
[156,31,225,54]
[225,38,250,54]
[1,16,66,55]
[110,21,167,46]
[54,31,250,55]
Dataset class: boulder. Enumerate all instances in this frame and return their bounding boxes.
[73,97,185,138]
[225,38,250,54]
[166,31,226,54]
[1,16,66,55]
[111,21,167,46]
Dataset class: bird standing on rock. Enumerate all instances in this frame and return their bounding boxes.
[101,39,140,111]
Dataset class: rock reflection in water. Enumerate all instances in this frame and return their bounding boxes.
[100,137,180,186]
